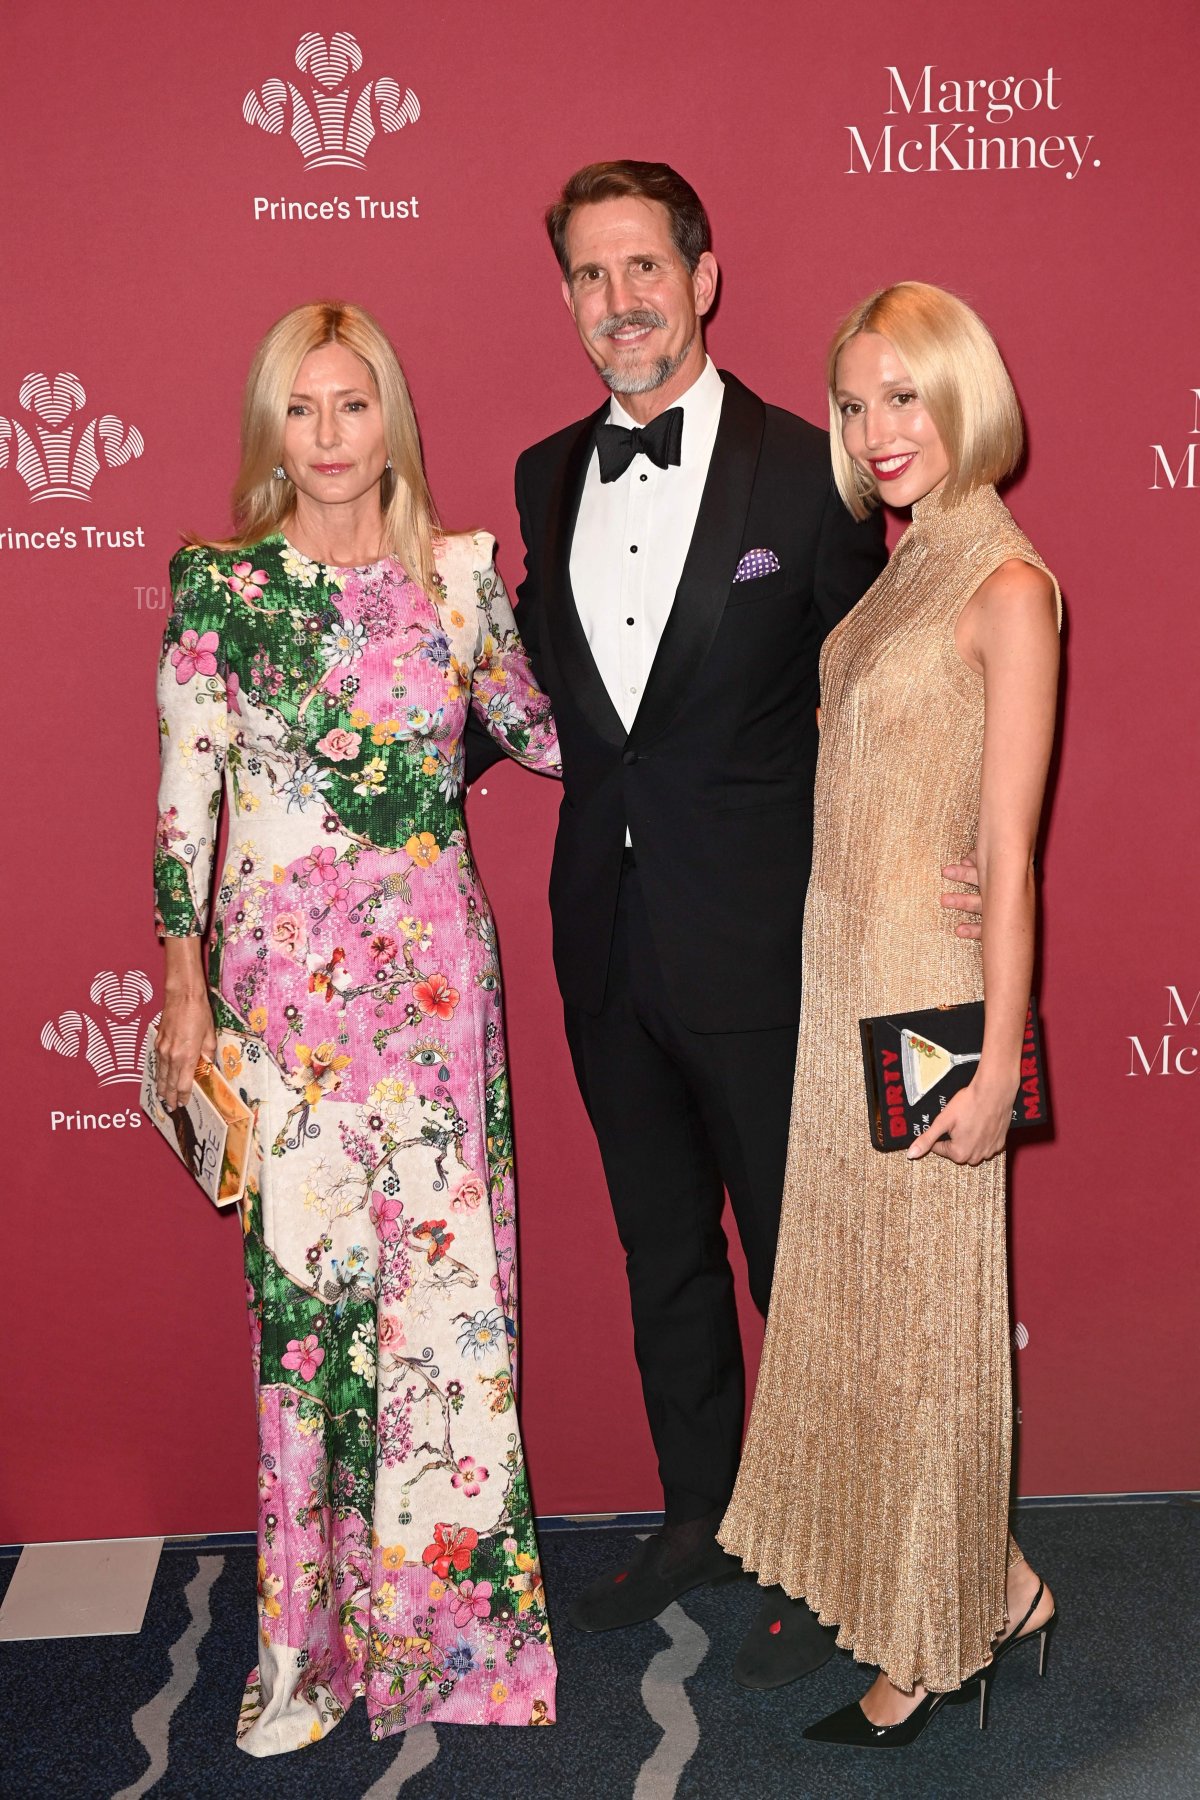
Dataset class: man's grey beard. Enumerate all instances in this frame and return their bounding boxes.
[593,311,695,396]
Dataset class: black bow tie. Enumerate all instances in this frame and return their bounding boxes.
[595,406,684,483]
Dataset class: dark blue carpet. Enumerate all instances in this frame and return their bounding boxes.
[0,1502,1195,1798]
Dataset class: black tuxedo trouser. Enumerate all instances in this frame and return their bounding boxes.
[562,854,801,1527]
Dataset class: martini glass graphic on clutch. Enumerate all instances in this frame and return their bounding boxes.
[898,1029,981,1105]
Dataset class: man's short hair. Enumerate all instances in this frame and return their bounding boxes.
[546,161,712,276]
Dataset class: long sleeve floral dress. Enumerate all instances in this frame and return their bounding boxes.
[154,529,560,1754]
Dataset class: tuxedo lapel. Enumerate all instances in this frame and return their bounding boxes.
[544,404,627,748]
[624,372,765,753]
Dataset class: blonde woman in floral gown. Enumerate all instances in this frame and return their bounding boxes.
[152,303,559,1753]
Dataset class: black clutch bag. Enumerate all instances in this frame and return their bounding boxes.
[859,998,1049,1153]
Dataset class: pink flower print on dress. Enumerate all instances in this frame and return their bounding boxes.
[369,1191,404,1236]
[377,1311,406,1349]
[322,879,353,915]
[452,1174,486,1213]
[281,1334,325,1381]
[301,845,339,889]
[156,805,186,851]
[227,562,268,600]
[450,1455,489,1499]
[316,727,362,762]
[170,629,219,684]
[271,911,306,958]
[450,1578,493,1628]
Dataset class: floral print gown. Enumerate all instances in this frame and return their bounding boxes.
[154,530,560,1754]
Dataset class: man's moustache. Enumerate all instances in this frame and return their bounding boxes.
[594,312,667,340]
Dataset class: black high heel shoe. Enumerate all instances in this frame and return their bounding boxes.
[992,1577,1058,1675]
[802,1579,1058,1747]
[973,1579,1057,1730]
[975,1577,1057,1726]
[802,1683,976,1747]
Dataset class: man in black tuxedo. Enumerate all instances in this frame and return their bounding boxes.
[469,160,900,1686]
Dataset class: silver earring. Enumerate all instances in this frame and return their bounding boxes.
[272,465,287,480]
[384,458,393,471]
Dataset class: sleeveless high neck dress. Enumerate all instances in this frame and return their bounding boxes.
[719,483,1060,1693]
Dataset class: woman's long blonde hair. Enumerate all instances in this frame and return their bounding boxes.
[827,282,1025,519]
[201,301,440,591]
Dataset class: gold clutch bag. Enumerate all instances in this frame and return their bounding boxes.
[140,1028,253,1207]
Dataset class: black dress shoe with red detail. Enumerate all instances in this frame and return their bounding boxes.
[733,1585,836,1689]
[567,1532,744,1632]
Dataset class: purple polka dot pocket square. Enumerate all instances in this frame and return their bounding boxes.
[733,547,782,582]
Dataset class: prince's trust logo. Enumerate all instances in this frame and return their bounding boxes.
[41,970,159,1087]
[243,30,419,169]
[244,30,423,226]
[40,970,159,1134]
[0,373,143,502]
[0,371,147,553]
[846,66,1098,181]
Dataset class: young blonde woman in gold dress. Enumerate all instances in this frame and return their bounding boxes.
[719,283,1060,1747]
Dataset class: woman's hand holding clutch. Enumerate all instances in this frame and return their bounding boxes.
[906,1070,1017,1167]
[156,937,217,1110]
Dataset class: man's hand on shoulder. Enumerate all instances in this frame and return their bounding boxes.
[941,850,982,941]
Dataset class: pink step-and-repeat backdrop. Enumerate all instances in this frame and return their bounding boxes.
[4,0,1197,1543]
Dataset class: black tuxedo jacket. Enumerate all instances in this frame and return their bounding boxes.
[467,372,887,1032]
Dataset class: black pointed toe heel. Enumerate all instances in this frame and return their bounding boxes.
[803,1577,1058,1748]
[802,1682,977,1748]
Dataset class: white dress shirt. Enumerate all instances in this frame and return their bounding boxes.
[570,356,725,734]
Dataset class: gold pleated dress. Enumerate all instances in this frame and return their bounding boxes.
[719,483,1059,1693]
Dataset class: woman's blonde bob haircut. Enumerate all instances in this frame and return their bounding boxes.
[205,301,439,592]
[828,282,1025,520]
